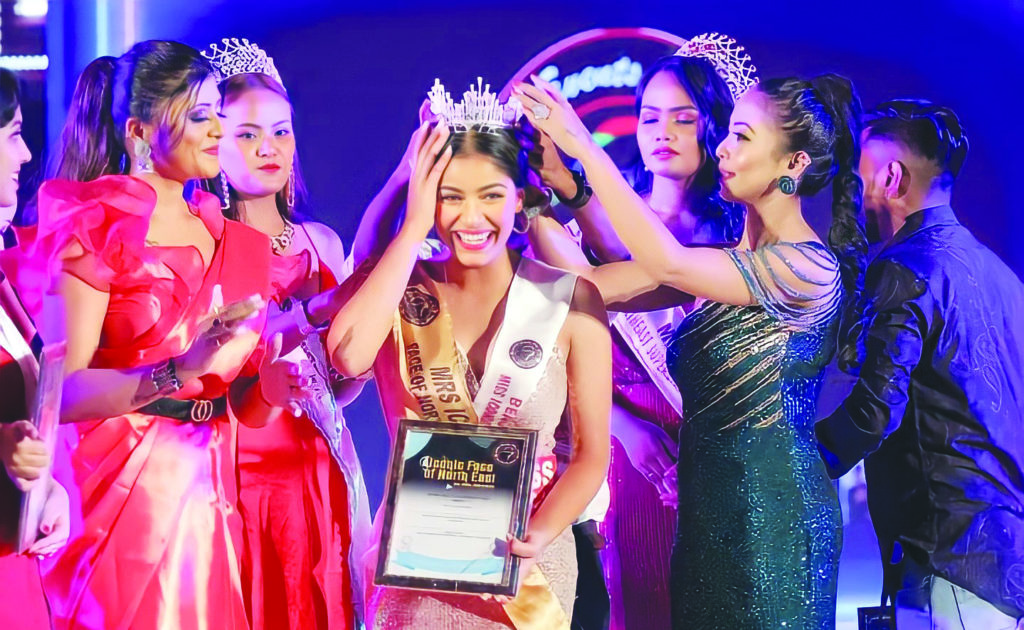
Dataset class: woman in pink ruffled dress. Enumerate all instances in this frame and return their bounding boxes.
[3,41,303,630]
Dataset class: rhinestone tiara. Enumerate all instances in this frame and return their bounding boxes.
[202,37,285,89]
[428,77,523,134]
[675,32,758,100]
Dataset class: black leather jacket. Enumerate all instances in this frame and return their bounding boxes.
[816,205,1024,618]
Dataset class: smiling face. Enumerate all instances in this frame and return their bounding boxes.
[218,84,295,200]
[436,152,523,268]
[636,70,704,183]
[715,89,796,203]
[0,105,30,225]
[149,77,223,181]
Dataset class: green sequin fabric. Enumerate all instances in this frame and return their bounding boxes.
[668,242,843,629]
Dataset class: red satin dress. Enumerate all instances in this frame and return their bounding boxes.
[235,231,353,630]
[3,175,273,630]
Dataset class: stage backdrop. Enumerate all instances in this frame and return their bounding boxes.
[42,3,1024,625]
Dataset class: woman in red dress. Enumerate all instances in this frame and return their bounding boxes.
[4,41,298,630]
[0,66,70,630]
[206,39,371,629]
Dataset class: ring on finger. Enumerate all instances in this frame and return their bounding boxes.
[530,103,551,120]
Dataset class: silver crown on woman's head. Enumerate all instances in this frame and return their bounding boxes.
[428,77,523,134]
[202,37,285,89]
[675,32,759,100]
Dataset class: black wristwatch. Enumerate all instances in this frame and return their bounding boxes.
[556,169,593,210]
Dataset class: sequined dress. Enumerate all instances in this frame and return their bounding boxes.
[667,242,843,629]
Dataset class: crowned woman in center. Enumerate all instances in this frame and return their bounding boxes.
[326,80,611,629]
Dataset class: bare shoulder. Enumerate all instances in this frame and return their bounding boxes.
[302,221,345,251]
[301,221,349,279]
[563,276,609,350]
[569,276,607,322]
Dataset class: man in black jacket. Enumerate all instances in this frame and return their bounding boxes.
[816,100,1024,629]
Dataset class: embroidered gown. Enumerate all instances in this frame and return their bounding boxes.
[667,242,843,629]
[4,176,273,630]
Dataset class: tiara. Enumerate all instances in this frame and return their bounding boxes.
[428,77,522,134]
[675,32,758,100]
[202,37,285,89]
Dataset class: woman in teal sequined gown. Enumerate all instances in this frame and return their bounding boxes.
[668,243,844,627]
[514,72,867,628]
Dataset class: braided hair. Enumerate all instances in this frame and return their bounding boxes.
[758,74,868,318]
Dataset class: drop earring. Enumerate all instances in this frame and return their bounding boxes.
[219,171,231,211]
[286,169,296,210]
[134,138,154,173]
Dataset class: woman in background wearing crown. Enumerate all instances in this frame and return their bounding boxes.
[205,38,371,630]
[525,35,748,630]
[0,41,306,630]
[325,81,611,628]
[517,64,866,627]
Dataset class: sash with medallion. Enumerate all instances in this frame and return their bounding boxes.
[375,256,577,630]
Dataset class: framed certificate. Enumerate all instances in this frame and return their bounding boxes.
[375,419,537,596]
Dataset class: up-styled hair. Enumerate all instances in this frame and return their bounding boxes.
[52,40,213,182]
[864,99,968,189]
[758,74,868,315]
[0,69,20,128]
[446,127,528,188]
[215,72,307,222]
[632,55,742,242]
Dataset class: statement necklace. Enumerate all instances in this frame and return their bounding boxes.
[271,222,294,255]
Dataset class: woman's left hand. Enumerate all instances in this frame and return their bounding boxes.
[482,531,547,604]
[0,421,49,492]
[27,479,70,557]
[257,333,313,417]
[514,76,595,161]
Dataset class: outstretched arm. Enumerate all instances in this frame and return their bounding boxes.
[350,158,410,267]
[525,127,630,262]
[528,214,691,311]
[516,78,757,306]
[328,122,452,377]
[351,101,435,266]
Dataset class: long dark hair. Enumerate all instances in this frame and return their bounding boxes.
[1,69,23,240]
[214,72,308,222]
[631,55,742,242]
[0,69,20,128]
[758,74,867,316]
[52,40,213,182]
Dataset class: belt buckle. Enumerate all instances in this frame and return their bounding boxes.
[190,399,214,423]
